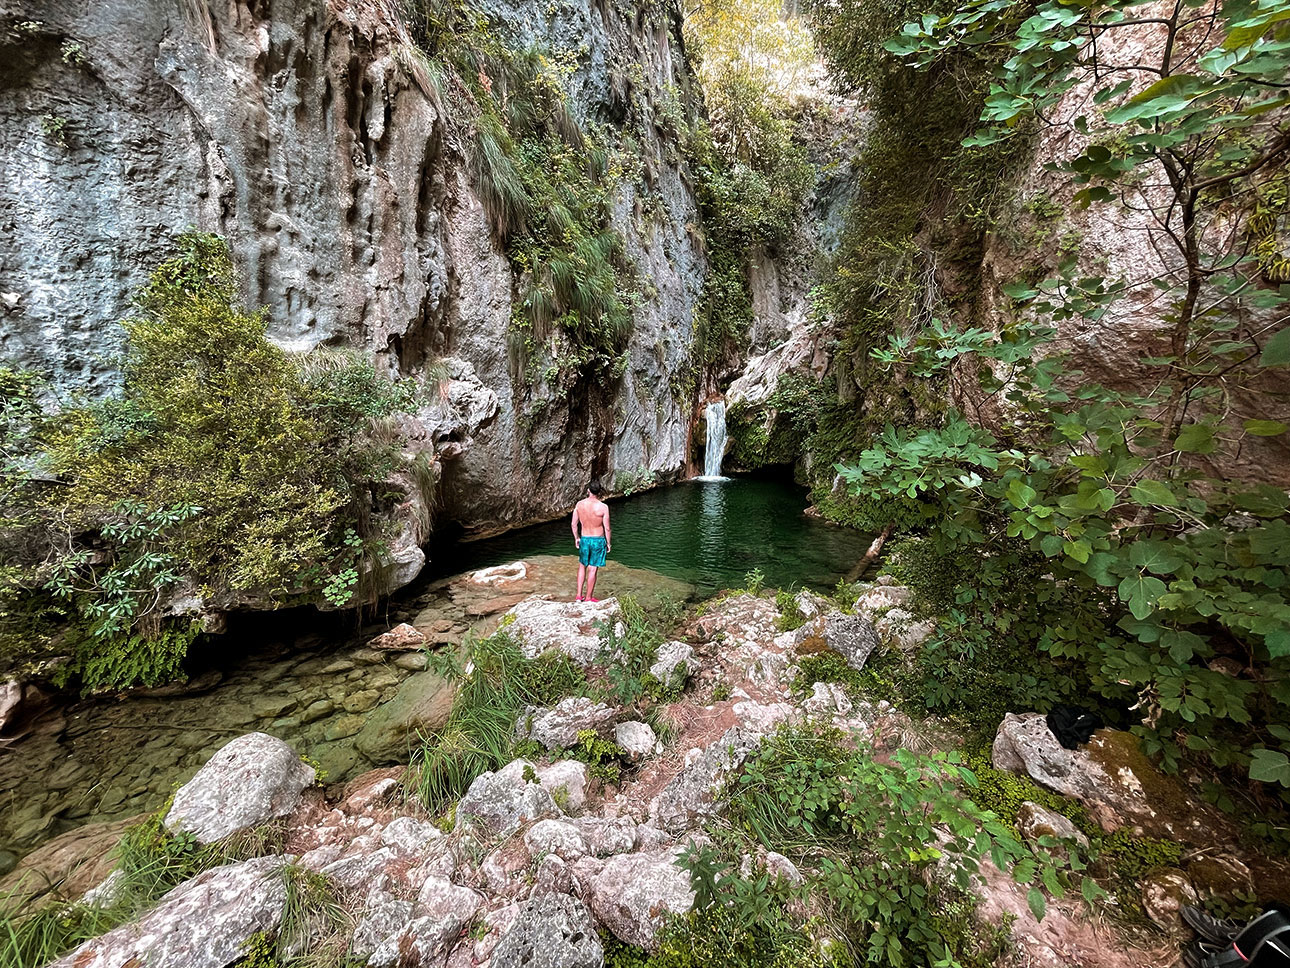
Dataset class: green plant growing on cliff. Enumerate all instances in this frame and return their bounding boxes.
[0,232,424,689]
[787,0,1032,510]
[409,12,637,393]
[684,0,815,368]
[837,0,1290,799]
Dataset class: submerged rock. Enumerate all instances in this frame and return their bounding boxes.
[164,733,314,844]
[353,671,455,762]
[51,856,290,968]
[492,892,602,968]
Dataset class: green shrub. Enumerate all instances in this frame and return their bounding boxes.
[790,649,868,697]
[411,626,586,812]
[597,595,682,706]
[718,724,1089,968]
[961,747,1096,836]
[0,233,424,689]
[774,588,805,632]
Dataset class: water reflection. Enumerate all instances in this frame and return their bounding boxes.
[697,478,727,573]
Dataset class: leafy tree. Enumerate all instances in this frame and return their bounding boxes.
[833,0,1290,802]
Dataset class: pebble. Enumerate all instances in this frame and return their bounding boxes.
[324,715,366,741]
[394,653,428,671]
[299,699,335,724]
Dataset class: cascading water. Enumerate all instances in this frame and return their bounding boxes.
[699,400,728,481]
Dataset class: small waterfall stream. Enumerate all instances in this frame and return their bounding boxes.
[700,400,728,480]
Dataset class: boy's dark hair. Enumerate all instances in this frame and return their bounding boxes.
[587,481,604,497]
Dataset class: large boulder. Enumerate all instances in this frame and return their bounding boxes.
[353,671,455,762]
[793,611,880,670]
[516,697,617,750]
[491,892,602,968]
[164,733,314,843]
[506,597,620,665]
[456,759,563,838]
[649,726,767,835]
[585,846,695,949]
[50,856,290,968]
[992,714,1222,841]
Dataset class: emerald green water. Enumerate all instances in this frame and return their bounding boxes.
[431,476,873,595]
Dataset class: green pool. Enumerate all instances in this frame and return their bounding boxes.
[429,476,875,595]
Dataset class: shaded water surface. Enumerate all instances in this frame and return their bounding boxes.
[432,476,874,595]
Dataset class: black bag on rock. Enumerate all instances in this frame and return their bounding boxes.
[1186,910,1290,968]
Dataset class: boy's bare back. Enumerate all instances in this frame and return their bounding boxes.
[575,497,608,536]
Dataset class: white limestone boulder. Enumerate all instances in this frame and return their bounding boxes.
[164,733,314,844]
[51,856,290,968]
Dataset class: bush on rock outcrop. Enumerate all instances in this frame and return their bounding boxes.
[0,233,432,690]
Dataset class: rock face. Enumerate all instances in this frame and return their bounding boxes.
[992,713,1221,841]
[0,0,706,533]
[353,671,455,762]
[164,733,314,843]
[491,892,603,968]
[50,856,290,968]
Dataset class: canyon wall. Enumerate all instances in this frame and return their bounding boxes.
[0,0,707,535]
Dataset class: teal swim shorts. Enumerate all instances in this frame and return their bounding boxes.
[578,535,608,567]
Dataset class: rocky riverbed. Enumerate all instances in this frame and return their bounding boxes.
[0,556,687,871]
[8,567,1286,968]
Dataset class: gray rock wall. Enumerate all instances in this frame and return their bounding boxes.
[0,0,706,532]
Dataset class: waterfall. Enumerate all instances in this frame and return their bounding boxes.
[701,400,728,480]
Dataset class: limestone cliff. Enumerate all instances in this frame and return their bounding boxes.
[0,0,706,536]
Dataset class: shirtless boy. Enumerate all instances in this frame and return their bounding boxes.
[571,481,611,602]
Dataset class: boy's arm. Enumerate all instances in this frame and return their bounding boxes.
[571,507,580,547]
[603,504,611,552]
